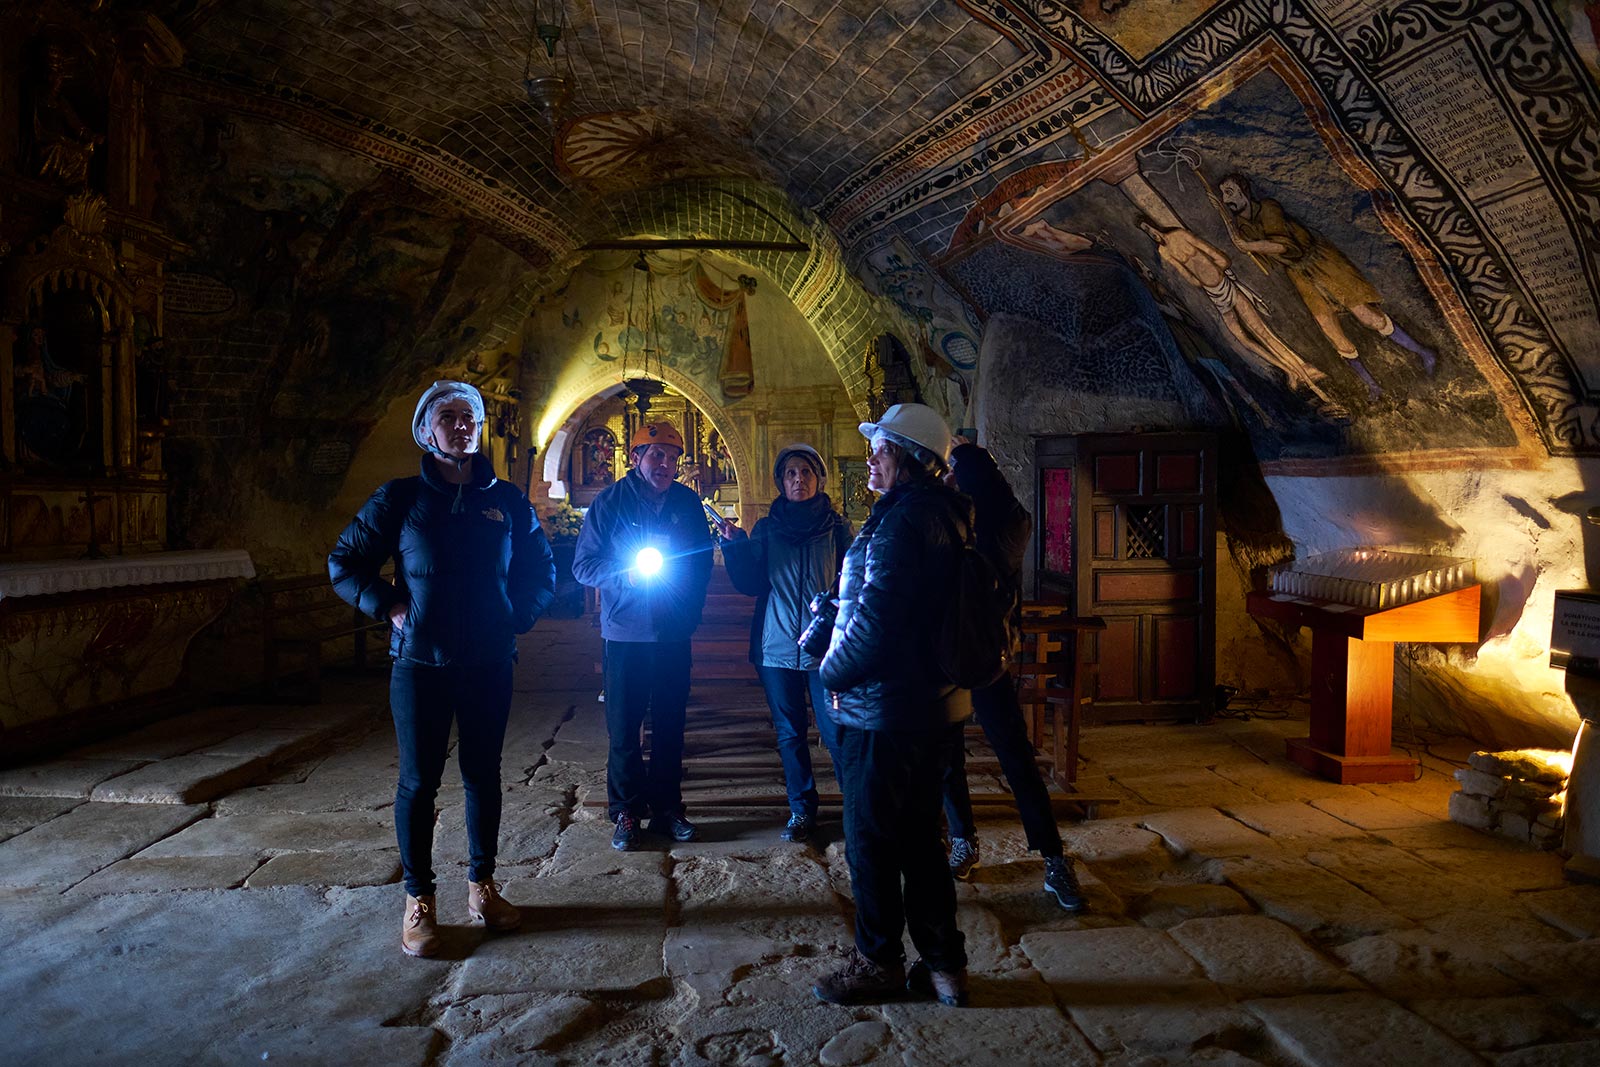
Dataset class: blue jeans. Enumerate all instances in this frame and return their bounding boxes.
[943,670,1064,857]
[756,665,840,819]
[604,640,692,820]
[390,659,513,897]
[836,722,966,972]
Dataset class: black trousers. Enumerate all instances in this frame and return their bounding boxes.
[836,722,967,972]
[603,639,692,820]
[942,671,1065,856]
[390,659,513,897]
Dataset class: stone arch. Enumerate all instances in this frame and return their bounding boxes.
[539,360,759,527]
[471,179,888,417]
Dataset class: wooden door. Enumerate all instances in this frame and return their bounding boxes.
[1036,432,1215,723]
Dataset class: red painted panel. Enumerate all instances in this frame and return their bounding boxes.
[1095,617,1140,700]
[1155,452,1201,493]
[1042,467,1073,574]
[1154,614,1200,699]
[1093,508,1115,558]
[1093,453,1140,494]
[1095,570,1198,603]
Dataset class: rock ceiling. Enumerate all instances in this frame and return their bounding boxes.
[138,0,1600,454]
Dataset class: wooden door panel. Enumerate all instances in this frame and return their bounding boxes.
[1093,570,1199,604]
[1152,614,1202,700]
[1093,453,1140,494]
[1094,616,1140,701]
[1154,451,1201,493]
[1036,432,1215,722]
[1092,508,1116,559]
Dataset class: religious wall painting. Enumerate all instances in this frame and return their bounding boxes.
[579,426,618,488]
[544,253,755,403]
[13,290,100,472]
[969,57,1521,464]
[860,239,982,424]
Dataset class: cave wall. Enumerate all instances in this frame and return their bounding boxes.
[152,99,536,573]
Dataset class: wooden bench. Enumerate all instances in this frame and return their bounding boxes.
[260,572,391,703]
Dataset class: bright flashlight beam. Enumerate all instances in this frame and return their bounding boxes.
[635,547,664,577]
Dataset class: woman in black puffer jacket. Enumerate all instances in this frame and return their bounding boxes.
[812,404,972,1010]
[718,443,851,843]
[329,380,555,959]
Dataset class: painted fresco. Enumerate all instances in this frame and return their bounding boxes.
[965,61,1520,462]
[860,238,983,424]
[533,252,756,403]
[1051,0,1229,61]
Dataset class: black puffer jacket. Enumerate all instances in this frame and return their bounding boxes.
[328,453,556,666]
[820,477,973,730]
[722,494,851,670]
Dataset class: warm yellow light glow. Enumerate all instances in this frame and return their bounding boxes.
[1513,746,1576,779]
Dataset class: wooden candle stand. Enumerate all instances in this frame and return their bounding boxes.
[1246,584,1480,784]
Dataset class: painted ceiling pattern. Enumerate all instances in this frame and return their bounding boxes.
[133,0,1600,454]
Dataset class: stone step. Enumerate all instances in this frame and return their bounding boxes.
[0,703,377,806]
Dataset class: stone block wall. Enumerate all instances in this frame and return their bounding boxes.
[1448,749,1569,850]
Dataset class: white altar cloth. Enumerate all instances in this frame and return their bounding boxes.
[0,550,256,600]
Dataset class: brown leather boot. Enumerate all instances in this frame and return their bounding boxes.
[401,894,440,958]
[467,879,521,931]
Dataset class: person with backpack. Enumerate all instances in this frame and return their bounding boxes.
[715,443,852,843]
[812,403,974,1009]
[940,437,1087,913]
[329,380,557,958]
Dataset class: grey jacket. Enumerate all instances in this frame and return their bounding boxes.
[571,471,714,642]
[722,498,851,670]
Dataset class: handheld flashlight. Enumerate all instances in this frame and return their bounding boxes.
[634,546,664,578]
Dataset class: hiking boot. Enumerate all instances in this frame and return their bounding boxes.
[948,837,980,881]
[780,813,814,843]
[907,958,969,1007]
[812,949,906,1005]
[1043,856,1086,913]
[467,879,521,931]
[611,812,639,852]
[647,813,698,842]
[400,894,440,958]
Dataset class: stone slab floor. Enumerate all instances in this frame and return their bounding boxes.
[2,617,1598,1066]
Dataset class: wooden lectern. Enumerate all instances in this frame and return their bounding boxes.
[1246,584,1480,784]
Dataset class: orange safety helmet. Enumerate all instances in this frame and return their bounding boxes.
[630,420,685,454]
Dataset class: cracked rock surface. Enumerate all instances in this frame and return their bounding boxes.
[1,617,1597,1065]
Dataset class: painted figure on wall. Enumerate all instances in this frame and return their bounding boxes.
[1214,173,1438,400]
[14,323,89,467]
[1135,219,1342,418]
[30,44,104,188]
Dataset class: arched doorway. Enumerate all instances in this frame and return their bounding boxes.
[538,365,757,528]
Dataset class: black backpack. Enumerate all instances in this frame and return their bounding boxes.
[937,517,1010,690]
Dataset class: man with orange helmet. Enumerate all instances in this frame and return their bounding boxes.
[572,419,714,851]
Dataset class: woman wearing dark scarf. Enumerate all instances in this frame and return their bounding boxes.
[330,380,555,958]
[716,444,851,842]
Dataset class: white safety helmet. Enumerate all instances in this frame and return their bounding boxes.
[772,443,826,489]
[858,403,951,465]
[412,380,486,454]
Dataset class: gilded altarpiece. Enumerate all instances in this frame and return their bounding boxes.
[0,7,250,756]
